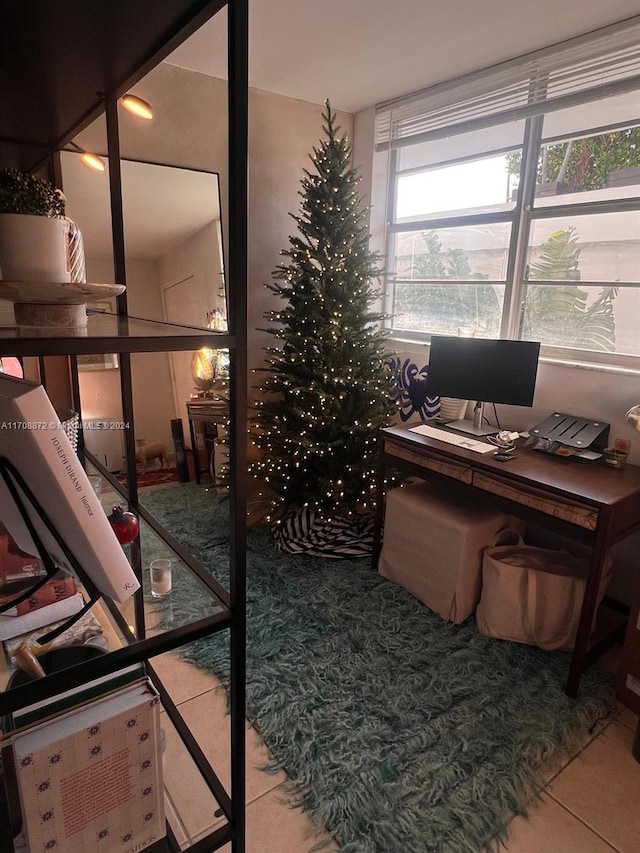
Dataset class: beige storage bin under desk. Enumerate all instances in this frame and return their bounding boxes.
[378,481,517,623]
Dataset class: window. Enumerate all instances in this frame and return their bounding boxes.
[375,20,640,367]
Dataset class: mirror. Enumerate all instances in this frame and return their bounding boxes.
[60,151,227,490]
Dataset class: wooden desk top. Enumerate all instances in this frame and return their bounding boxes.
[382,426,640,514]
[379,425,640,699]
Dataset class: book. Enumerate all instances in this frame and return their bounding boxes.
[10,679,165,853]
[0,375,139,603]
[0,574,78,615]
[0,592,85,641]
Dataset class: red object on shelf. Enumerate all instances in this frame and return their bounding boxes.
[0,522,44,593]
[107,506,140,545]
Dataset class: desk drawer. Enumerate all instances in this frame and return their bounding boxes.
[385,441,473,484]
[473,471,599,530]
[186,403,228,422]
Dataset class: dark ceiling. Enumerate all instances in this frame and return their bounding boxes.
[0,0,224,170]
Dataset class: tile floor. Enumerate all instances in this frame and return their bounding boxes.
[152,650,640,853]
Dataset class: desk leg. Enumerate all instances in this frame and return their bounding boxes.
[188,418,200,486]
[566,524,611,698]
[208,444,216,485]
[633,718,640,763]
[371,451,386,570]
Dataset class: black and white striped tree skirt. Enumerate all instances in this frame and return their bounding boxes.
[272,506,375,559]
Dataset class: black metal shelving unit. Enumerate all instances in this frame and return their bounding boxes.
[0,3,247,851]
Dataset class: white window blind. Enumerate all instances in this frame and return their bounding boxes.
[375,17,640,149]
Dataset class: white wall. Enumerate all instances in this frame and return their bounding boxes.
[159,220,226,322]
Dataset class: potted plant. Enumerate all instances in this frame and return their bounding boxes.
[0,167,72,282]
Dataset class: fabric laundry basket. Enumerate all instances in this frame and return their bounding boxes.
[476,528,612,651]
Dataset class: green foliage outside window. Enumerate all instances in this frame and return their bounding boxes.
[393,226,617,351]
[506,127,640,192]
[393,231,501,335]
[522,227,618,351]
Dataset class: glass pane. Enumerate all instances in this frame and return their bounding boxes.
[139,524,227,634]
[542,91,639,143]
[392,281,504,336]
[397,120,525,171]
[392,223,512,281]
[520,283,640,356]
[160,707,227,843]
[534,115,640,207]
[395,153,516,220]
[526,213,640,283]
[389,223,510,335]
[90,469,227,638]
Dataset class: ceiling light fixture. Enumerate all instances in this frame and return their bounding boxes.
[121,94,154,120]
[68,141,105,171]
[80,151,106,172]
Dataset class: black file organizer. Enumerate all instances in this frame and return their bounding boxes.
[530,412,610,450]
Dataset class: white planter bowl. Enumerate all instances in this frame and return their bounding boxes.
[0,213,71,282]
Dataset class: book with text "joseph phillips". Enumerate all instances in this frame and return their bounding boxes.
[0,375,139,603]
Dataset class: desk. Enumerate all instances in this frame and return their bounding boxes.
[373,426,640,697]
[186,399,228,485]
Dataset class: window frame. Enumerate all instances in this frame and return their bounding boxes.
[377,32,640,372]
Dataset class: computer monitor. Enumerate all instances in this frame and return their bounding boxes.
[424,335,541,436]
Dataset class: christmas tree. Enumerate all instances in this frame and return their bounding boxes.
[252,101,395,530]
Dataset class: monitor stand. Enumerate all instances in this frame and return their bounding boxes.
[445,402,497,437]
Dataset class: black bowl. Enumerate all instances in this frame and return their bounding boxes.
[7,643,107,690]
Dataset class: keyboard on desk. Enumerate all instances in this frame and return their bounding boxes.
[409,424,496,454]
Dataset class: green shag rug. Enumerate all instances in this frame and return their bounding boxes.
[141,484,616,853]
